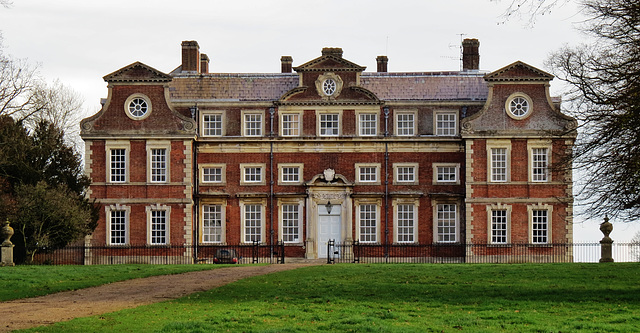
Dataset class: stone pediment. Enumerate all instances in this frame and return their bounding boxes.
[293,48,366,72]
[484,61,553,82]
[103,62,172,83]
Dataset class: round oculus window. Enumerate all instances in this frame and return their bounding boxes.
[505,94,532,120]
[322,79,337,96]
[128,98,148,118]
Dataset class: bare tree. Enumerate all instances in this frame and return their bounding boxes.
[25,79,85,145]
[0,53,43,120]
[494,0,570,24]
[0,38,85,145]
[546,0,640,219]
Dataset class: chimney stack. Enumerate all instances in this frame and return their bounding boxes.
[281,56,293,73]
[322,47,343,58]
[376,55,388,73]
[181,41,200,73]
[200,54,209,74]
[462,38,480,71]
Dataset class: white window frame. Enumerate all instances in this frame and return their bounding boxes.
[487,140,511,183]
[356,111,378,137]
[433,201,459,243]
[278,198,303,244]
[105,141,130,184]
[394,198,418,244]
[355,199,380,243]
[280,112,302,137]
[278,163,303,185]
[241,199,266,244]
[317,111,341,137]
[241,110,264,137]
[240,163,266,186]
[528,204,553,244]
[487,204,512,244]
[146,204,171,245]
[395,110,416,136]
[201,111,225,137]
[434,110,458,136]
[433,163,460,185]
[200,164,226,185]
[393,163,419,185]
[146,141,171,183]
[124,93,152,120]
[505,92,533,120]
[355,163,380,185]
[106,204,130,245]
[201,200,226,244]
[528,141,551,183]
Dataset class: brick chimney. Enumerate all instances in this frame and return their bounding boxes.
[281,56,293,73]
[322,47,343,58]
[181,41,200,73]
[462,38,480,71]
[376,55,388,73]
[200,54,209,74]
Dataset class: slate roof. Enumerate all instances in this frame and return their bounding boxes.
[361,72,488,101]
[168,71,489,102]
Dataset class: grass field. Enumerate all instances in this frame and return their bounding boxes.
[16,263,640,333]
[0,264,227,301]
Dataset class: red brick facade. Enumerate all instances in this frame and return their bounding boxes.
[81,40,576,262]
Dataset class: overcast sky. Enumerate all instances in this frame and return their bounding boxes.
[2,0,634,244]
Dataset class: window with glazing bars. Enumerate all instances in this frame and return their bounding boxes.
[110,210,126,245]
[110,149,126,182]
[359,204,377,243]
[281,204,300,243]
[150,149,167,182]
[203,205,222,243]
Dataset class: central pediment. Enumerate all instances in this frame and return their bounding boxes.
[293,47,366,72]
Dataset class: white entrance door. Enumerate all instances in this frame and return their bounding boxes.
[317,204,341,259]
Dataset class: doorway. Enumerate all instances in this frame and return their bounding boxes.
[317,204,341,258]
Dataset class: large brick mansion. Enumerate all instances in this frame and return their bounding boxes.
[80,39,576,261]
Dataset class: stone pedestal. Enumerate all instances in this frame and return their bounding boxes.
[1,220,15,266]
[599,217,614,263]
[1,245,14,266]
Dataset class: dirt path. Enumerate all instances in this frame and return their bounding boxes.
[0,264,316,332]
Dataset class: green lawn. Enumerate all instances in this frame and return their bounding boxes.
[0,264,228,301]
[17,263,640,333]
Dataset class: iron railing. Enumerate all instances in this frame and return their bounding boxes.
[30,241,286,265]
[24,241,640,265]
[327,241,640,264]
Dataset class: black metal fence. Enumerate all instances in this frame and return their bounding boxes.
[327,241,640,264]
[26,241,640,265]
[30,241,286,265]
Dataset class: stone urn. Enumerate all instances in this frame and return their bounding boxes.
[1,219,14,246]
[599,216,613,241]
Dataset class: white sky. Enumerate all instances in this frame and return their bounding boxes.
[1,0,634,243]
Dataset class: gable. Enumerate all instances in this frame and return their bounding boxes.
[103,62,173,83]
[484,61,553,82]
[461,61,576,137]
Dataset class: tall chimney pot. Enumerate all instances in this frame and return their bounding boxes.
[462,38,480,71]
[200,54,209,74]
[376,55,388,73]
[322,47,343,58]
[281,56,293,73]
[181,41,200,73]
